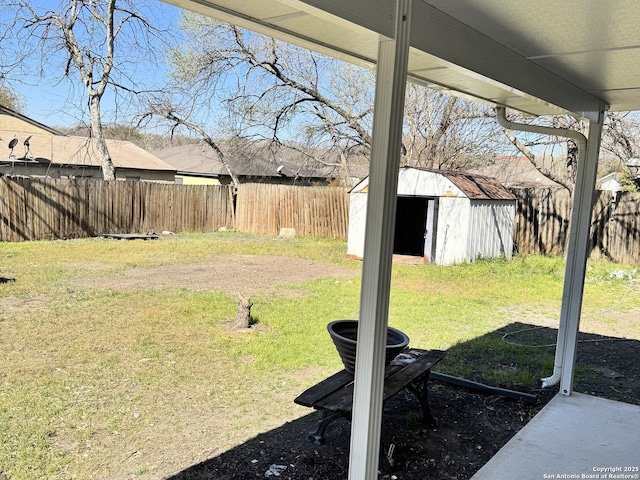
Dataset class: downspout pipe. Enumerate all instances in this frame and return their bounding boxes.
[495,107,587,388]
[495,107,587,154]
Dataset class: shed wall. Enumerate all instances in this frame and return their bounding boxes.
[466,200,516,262]
[347,191,367,258]
[396,168,465,197]
[434,196,471,265]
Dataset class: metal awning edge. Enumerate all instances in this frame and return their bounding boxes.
[162,0,606,118]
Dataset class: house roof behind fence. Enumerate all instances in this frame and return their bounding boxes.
[469,156,561,188]
[0,130,176,172]
[153,142,344,180]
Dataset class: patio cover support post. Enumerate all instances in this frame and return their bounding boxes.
[558,107,606,396]
[495,107,606,393]
[348,1,411,479]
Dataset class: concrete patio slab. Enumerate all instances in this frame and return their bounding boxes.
[471,392,640,480]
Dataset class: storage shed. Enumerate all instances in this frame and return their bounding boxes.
[347,167,517,265]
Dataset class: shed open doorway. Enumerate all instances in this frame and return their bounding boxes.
[393,196,437,260]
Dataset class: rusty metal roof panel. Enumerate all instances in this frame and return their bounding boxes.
[418,168,517,201]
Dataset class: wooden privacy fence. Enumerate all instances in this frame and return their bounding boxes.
[590,190,640,266]
[235,183,350,238]
[2,177,640,266]
[0,177,234,242]
[510,188,573,256]
[511,187,640,266]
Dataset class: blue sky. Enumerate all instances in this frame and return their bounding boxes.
[1,1,184,129]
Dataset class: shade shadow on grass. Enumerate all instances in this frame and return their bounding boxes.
[167,323,639,480]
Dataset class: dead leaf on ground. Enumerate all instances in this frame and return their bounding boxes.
[598,366,624,379]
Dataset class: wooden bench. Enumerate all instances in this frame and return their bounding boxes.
[294,348,447,444]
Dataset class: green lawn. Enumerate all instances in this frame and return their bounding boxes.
[1,232,638,479]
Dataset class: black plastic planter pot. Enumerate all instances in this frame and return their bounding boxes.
[327,320,410,374]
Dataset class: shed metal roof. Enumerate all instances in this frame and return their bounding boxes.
[437,169,516,201]
[352,167,516,200]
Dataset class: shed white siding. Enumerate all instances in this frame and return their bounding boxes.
[434,196,471,265]
[396,168,465,197]
[466,200,516,262]
[347,191,368,259]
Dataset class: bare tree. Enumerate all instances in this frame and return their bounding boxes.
[0,0,170,180]
[155,12,508,186]
[600,111,640,165]
[138,93,241,188]
[403,85,500,170]
[289,61,373,184]
[500,110,640,193]
[158,12,374,186]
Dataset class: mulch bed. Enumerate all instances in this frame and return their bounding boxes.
[168,328,639,480]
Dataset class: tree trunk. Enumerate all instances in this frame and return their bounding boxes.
[339,150,352,187]
[89,95,116,181]
[233,294,253,329]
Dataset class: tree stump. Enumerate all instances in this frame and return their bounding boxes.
[233,293,253,329]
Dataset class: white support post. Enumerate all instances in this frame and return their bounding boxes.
[347,1,411,479]
[558,107,606,396]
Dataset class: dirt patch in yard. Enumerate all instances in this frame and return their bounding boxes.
[0,293,51,320]
[70,254,357,297]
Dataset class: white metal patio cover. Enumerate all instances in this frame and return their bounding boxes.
[161,1,639,478]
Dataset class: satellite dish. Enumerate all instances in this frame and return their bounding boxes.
[276,165,285,176]
[23,135,32,158]
[8,136,18,157]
